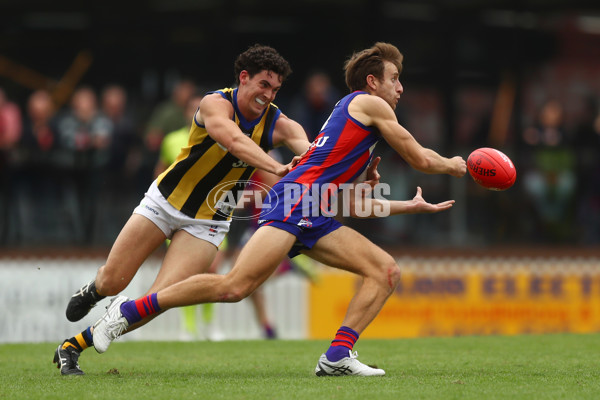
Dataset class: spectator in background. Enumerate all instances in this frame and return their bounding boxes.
[0,87,23,244]
[14,90,58,244]
[573,96,600,243]
[56,86,113,169]
[102,84,139,177]
[521,99,577,243]
[289,70,339,141]
[0,87,22,151]
[139,79,196,192]
[153,91,204,178]
[145,79,196,152]
[55,86,113,243]
[98,84,140,243]
[20,90,56,155]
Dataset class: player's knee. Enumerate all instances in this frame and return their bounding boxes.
[219,288,252,303]
[387,262,401,290]
[375,257,401,293]
[218,279,254,303]
[220,289,244,303]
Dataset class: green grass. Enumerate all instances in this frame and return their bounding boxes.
[2,334,600,399]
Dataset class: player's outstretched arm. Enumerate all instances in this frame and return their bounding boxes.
[200,94,289,176]
[350,95,466,177]
[347,157,454,218]
[348,185,454,219]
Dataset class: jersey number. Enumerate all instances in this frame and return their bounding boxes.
[309,135,329,150]
[232,159,249,168]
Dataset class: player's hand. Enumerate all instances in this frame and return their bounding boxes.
[291,146,311,167]
[411,186,455,213]
[449,156,467,178]
[290,154,304,168]
[364,156,381,188]
[275,161,294,177]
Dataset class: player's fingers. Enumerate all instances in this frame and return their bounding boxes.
[367,157,381,180]
[369,156,381,169]
[291,155,302,167]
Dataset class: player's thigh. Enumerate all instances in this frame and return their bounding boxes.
[146,229,218,294]
[303,225,397,277]
[226,225,297,294]
[98,214,167,291]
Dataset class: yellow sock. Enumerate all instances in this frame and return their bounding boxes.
[74,332,90,351]
[62,327,93,352]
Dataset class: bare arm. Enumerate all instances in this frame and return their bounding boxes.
[199,94,290,177]
[346,156,454,218]
[348,185,455,218]
[271,113,311,156]
[348,94,466,177]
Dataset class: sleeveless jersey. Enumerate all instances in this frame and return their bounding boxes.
[156,88,280,220]
[280,91,379,188]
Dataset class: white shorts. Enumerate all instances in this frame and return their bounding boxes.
[133,181,230,247]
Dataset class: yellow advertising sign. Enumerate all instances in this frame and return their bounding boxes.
[309,258,600,338]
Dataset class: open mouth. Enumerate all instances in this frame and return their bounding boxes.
[255,98,266,106]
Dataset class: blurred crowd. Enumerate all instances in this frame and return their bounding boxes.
[0,64,599,249]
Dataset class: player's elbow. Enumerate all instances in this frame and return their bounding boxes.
[225,136,241,155]
[225,134,250,157]
[408,153,434,173]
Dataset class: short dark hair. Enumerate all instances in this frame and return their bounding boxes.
[234,44,292,85]
[344,42,404,92]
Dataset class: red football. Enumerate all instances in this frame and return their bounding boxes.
[467,147,516,191]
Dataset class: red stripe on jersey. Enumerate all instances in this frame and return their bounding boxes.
[295,120,370,185]
[332,151,371,186]
[293,135,320,169]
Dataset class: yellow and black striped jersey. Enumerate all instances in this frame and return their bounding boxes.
[156,88,280,221]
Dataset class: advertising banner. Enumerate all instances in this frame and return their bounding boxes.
[309,257,600,338]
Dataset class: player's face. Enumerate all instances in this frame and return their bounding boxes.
[238,70,283,119]
[374,61,403,110]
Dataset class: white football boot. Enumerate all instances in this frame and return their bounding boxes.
[315,350,385,376]
[92,295,130,353]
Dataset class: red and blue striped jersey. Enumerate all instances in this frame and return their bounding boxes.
[280,91,379,187]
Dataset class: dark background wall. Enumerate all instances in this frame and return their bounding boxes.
[1,0,600,250]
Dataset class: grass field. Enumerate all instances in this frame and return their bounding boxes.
[2,334,599,399]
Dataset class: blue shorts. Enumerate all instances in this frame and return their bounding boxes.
[258,182,342,258]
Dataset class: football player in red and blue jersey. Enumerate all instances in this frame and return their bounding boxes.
[91,42,467,377]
